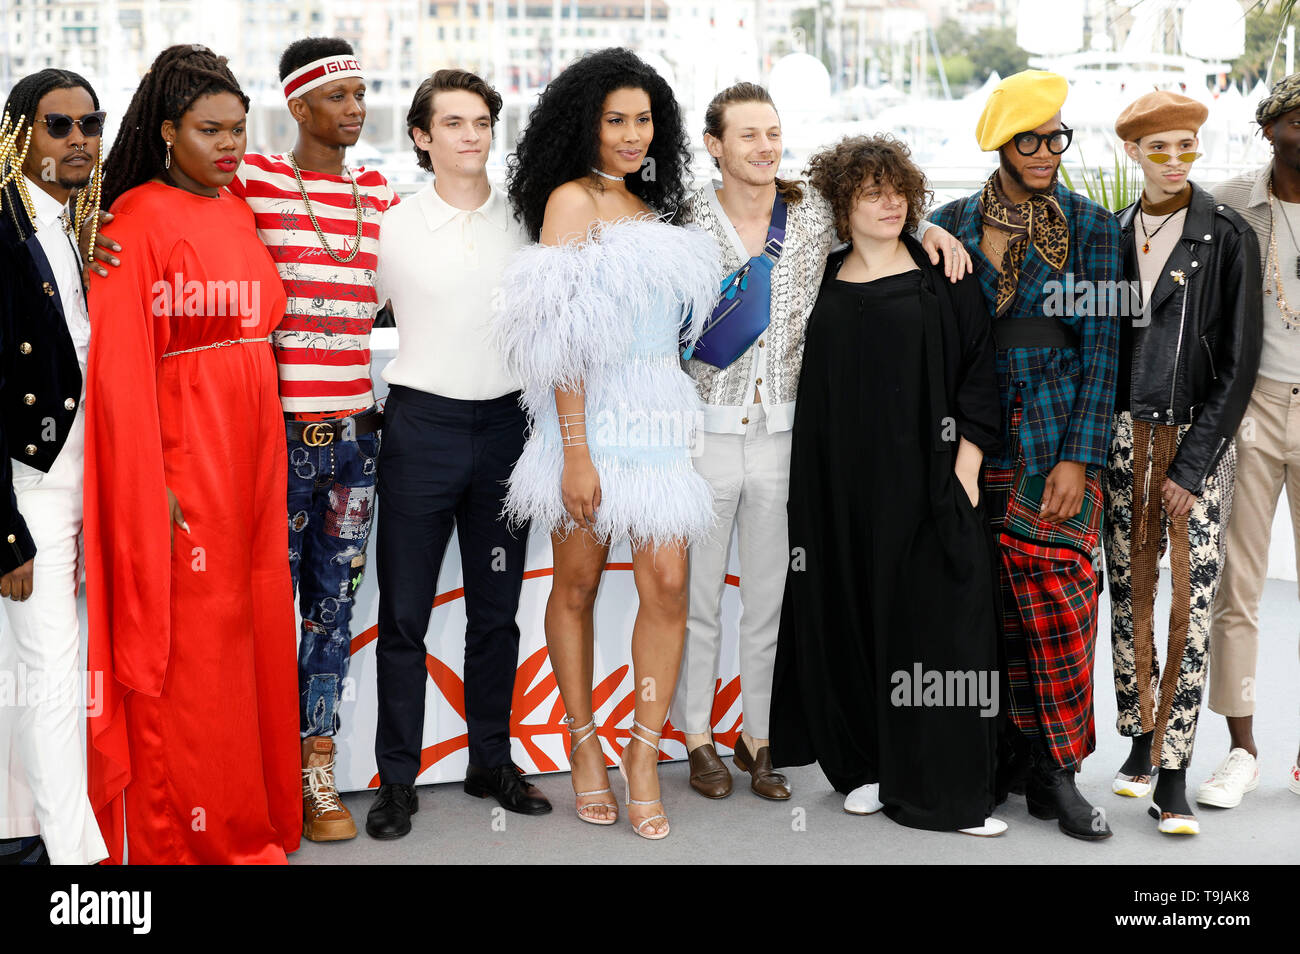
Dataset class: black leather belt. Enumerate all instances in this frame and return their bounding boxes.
[993,317,1080,351]
[287,410,383,447]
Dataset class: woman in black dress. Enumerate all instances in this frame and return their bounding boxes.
[769,135,1005,834]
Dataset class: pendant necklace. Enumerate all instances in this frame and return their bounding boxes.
[1138,207,1176,255]
[1266,185,1300,330]
[1273,187,1300,279]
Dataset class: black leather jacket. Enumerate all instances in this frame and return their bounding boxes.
[1115,182,1262,494]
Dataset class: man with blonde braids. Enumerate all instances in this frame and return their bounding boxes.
[931,69,1122,840]
[0,69,108,865]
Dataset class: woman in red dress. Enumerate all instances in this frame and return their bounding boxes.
[84,45,299,864]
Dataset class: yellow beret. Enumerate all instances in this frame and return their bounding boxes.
[976,70,1069,151]
[1114,91,1208,142]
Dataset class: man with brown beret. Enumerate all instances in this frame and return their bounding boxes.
[1200,73,1300,812]
[1104,91,1261,835]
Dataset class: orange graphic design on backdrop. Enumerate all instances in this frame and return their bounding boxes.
[355,564,744,789]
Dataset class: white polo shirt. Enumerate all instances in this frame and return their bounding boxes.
[377,181,524,401]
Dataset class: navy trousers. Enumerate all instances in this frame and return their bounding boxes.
[374,385,530,784]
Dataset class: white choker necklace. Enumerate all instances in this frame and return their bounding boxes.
[589,167,624,181]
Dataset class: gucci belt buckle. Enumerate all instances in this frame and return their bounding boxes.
[302,422,335,447]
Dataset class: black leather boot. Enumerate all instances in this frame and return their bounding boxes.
[1026,744,1113,840]
[995,723,1032,805]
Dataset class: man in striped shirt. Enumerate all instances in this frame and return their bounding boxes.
[227,37,398,843]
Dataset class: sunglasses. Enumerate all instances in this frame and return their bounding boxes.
[1144,151,1201,165]
[39,111,106,138]
[1012,125,1073,156]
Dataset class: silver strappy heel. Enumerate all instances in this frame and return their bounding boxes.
[565,716,617,826]
[617,720,670,841]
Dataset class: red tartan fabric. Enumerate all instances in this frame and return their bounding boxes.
[985,404,1102,770]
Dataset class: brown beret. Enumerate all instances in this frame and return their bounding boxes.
[1115,91,1208,142]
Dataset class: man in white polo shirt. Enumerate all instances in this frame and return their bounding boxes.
[366,69,551,839]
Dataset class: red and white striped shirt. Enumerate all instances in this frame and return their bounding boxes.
[229,153,399,416]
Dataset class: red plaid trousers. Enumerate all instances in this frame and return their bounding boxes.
[985,405,1103,771]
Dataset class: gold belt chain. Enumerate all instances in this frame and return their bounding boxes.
[161,336,271,359]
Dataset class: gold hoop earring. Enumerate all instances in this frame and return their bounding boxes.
[164,140,172,170]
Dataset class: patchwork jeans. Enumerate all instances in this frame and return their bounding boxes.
[287,408,381,738]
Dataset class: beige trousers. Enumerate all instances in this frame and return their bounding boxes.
[1209,376,1300,717]
[673,404,792,739]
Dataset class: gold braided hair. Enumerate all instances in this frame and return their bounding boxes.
[73,143,103,266]
[0,108,103,258]
[0,111,39,235]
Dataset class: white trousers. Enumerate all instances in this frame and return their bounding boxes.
[0,405,107,864]
[673,405,792,739]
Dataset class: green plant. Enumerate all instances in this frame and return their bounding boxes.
[1060,148,1140,212]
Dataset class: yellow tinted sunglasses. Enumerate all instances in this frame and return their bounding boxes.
[1144,151,1202,164]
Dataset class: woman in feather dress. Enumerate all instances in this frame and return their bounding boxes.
[494,48,721,840]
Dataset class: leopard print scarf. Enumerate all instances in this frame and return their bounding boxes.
[977,170,1069,316]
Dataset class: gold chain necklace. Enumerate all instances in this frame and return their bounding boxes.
[1266,185,1300,331]
[286,150,363,264]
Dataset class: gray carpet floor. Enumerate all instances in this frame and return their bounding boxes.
[292,573,1300,865]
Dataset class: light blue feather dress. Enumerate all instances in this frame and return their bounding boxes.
[492,217,722,549]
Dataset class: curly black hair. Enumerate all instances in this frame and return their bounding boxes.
[506,47,691,241]
[101,44,250,210]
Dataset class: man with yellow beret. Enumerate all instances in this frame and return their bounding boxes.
[1199,72,1300,817]
[930,69,1122,841]
[1103,91,1261,836]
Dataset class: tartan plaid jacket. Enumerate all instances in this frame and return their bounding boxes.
[931,181,1122,476]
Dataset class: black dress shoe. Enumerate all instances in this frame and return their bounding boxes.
[1026,744,1112,841]
[465,763,553,815]
[365,783,418,839]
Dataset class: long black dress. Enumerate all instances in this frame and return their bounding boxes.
[769,237,1002,831]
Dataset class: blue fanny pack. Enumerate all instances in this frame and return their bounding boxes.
[682,194,787,369]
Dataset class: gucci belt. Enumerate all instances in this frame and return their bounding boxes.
[287,411,383,447]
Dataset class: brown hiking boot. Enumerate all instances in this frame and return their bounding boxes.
[302,736,357,841]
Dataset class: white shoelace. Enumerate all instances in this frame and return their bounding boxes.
[303,761,345,815]
[1211,750,1255,788]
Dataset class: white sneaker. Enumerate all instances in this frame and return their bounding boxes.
[1289,763,1300,796]
[843,783,883,815]
[1150,805,1200,835]
[1195,748,1259,808]
[1112,770,1155,798]
[959,816,1008,837]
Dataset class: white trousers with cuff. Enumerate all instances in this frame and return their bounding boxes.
[0,404,107,864]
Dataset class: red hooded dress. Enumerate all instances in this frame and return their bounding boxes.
[84,180,300,864]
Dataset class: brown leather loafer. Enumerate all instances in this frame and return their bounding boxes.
[688,743,733,798]
[733,736,792,800]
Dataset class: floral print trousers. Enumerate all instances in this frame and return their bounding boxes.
[1102,412,1235,770]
